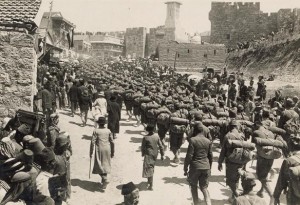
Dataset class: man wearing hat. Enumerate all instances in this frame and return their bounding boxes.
[274,135,300,205]
[278,98,299,129]
[121,182,139,205]
[90,116,114,190]
[47,113,60,150]
[244,96,255,120]
[252,121,279,205]
[39,147,68,204]
[233,170,267,205]
[68,80,79,117]
[55,131,72,200]
[227,83,237,107]
[107,95,121,139]
[93,91,107,118]
[14,124,32,146]
[218,120,247,202]
[184,122,213,205]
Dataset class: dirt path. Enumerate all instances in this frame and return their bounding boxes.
[58,108,287,205]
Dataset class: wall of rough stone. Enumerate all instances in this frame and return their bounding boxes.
[147,26,165,57]
[158,41,226,68]
[210,2,300,48]
[0,31,36,118]
[125,27,147,58]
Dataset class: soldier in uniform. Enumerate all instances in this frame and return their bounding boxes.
[278,98,299,129]
[218,120,246,202]
[252,121,277,205]
[228,83,237,107]
[184,122,213,205]
[274,135,300,205]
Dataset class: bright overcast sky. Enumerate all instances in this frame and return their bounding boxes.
[35,0,300,34]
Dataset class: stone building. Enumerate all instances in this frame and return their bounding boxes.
[209,2,300,48]
[0,0,42,118]
[90,34,124,60]
[158,41,226,68]
[73,34,92,54]
[125,27,147,59]
[39,12,76,61]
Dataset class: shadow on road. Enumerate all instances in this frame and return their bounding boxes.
[209,175,225,183]
[136,181,149,191]
[82,135,92,140]
[69,121,83,127]
[130,137,143,143]
[59,111,73,117]
[120,122,136,126]
[156,156,171,167]
[125,130,143,135]
[71,178,101,192]
[162,177,188,186]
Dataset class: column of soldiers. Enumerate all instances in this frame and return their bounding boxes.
[78,59,300,205]
[1,57,300,205]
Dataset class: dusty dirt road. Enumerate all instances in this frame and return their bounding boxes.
[58,108,288,205]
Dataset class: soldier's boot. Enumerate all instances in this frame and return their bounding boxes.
[201,188,212,205]
[191,185,199,205]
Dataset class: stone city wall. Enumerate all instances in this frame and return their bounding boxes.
[0,31,37,118]
[209,2,300,48]
[158,41,227,68]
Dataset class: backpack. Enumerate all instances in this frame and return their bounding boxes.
[146,108,157,119]
[227,133,254,165]
[125,92,134,101]
[227,147,254,165]
[284,117,300,135]
[288,155,300,198]
[157,113,170,127]
[256,130,282,160]
[170,124,187,134]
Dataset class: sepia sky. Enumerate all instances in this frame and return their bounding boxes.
[34,0,300,34]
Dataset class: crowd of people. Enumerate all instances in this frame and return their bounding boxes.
[0,57,300,205]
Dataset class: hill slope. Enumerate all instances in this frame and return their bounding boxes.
[226,38,300,82]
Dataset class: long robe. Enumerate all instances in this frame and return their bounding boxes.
[107,100,121,134]
[90,128,114,174]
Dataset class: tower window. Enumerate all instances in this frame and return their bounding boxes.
[177,53,180,58]
[167,49,169,53]
[204,53,207,58]
[214,50,217,55]
[188,49,190,53]
[226,34,231,40]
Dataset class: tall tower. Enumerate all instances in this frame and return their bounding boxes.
[164,1,182,28]
[164,1,188,42]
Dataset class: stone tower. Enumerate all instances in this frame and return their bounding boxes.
[164,1,188,42]
[165,1,182,28]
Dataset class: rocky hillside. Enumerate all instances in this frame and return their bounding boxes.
[226,37,300,83]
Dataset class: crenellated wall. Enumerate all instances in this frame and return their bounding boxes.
[209,2,300,48]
